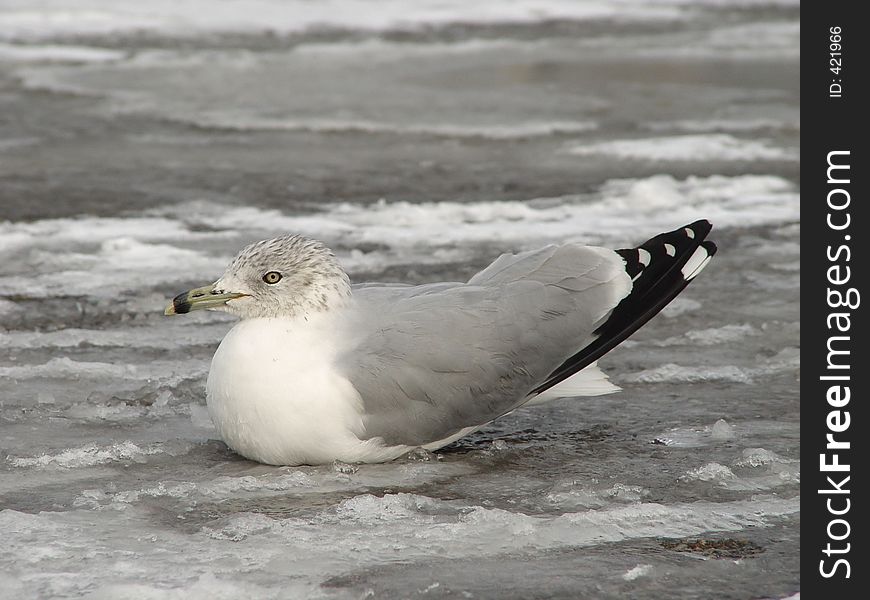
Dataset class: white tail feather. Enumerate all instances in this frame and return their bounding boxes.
[524,362,620,406]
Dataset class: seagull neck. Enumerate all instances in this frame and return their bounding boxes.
[287,272,353,320]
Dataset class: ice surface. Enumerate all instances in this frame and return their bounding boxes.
[622,564,654,581]
[0,0,689,42]
[652,419,798,447]
[653,324,759,346]
[623,363,754,384]
[0,1,800,596]
[568,134,796,162]
[0,492,798,597]
[182,115,602,140]
[623,344,799,385]
[0,43,124,63]
[734,448,792,468]
[0,323,227,350]
[547,482,649,510]
[679,456,799,492]
[6,441,184,469]
[659,297,702,318]
[645,118,799,133]
[711,419,736,441]
[0,173,798,300]
[681,462,737,483]
[0,356,208,382]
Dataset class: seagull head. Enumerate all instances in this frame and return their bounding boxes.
[165,234,351,319]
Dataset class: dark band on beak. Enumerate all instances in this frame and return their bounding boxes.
[164,285,249,316]
[171,292,193,315]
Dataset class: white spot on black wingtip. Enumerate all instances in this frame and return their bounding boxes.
[681,241,717,280]
[638,248,651,267]
[684,227,695,239]
[664,243,676,257]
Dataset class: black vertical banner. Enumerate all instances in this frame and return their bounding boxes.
[803,2,868,597]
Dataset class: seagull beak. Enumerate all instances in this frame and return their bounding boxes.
[164,284,249,316]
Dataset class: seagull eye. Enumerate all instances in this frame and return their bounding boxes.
[263,271,282,284]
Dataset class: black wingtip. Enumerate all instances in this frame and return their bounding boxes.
[529,220,717,396]
[691,218,712,231]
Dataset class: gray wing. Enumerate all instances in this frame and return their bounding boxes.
[337,243,631,447]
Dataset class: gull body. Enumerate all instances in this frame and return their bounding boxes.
[166,222,716,466]
[206,313,412,465]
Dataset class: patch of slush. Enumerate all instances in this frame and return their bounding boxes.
[680,456,799,492]
[0,237,228,297]
[704,21,799,55]
[217,492,799,551]
[0,0,687,42]
[188,114,600,140]
[652,419,745,448]
[622,564,654,581]
[624,364,753,384]
[710,419,735,441]
[6,440,187,469]
[577,19,799,61]
[653,323,759,347]
[546,481,649,510]
[637,21,798,60]
[0,43,124,63]
[681,462,737,483]
[84,574,289,600]
[291,37,543,58]
[770,261,800,272]
[174,173,798,254]
[0,323,227,350]
[732,449,800,488]
[0,493,798,596]
[734,448,794,468]
[106,472,317,505]
[80,461,475,509]
[189,404,214,430]
[659,297,702,318]
[645,118,798,133]
[0,214,212,253]
[0,357,136,379]
[0,298,20,315]
[0,357,208,382]
[0,174,798,299]
[652,420,799,451]
[61,400,169,424]
[0,136,41,151]
[567,134,796,162]
[623,346,799,385]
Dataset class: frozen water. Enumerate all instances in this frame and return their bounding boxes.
[711,419,736,441]
[0,43,125,63]
[0,174,797,300]
[681,462,737,483]
[622,564,654,581]
[0,0,689,41]
[623,363,755,384]
[7,441,177,469]
[567,134,796,162]
[0,0,799,597]
[653,323,760,347]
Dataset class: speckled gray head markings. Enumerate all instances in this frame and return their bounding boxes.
[230,235,340,280]
[220,234,351,319]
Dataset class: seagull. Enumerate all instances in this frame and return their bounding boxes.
[165,221,716,466]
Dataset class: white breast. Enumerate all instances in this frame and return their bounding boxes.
[206,314,408,465]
